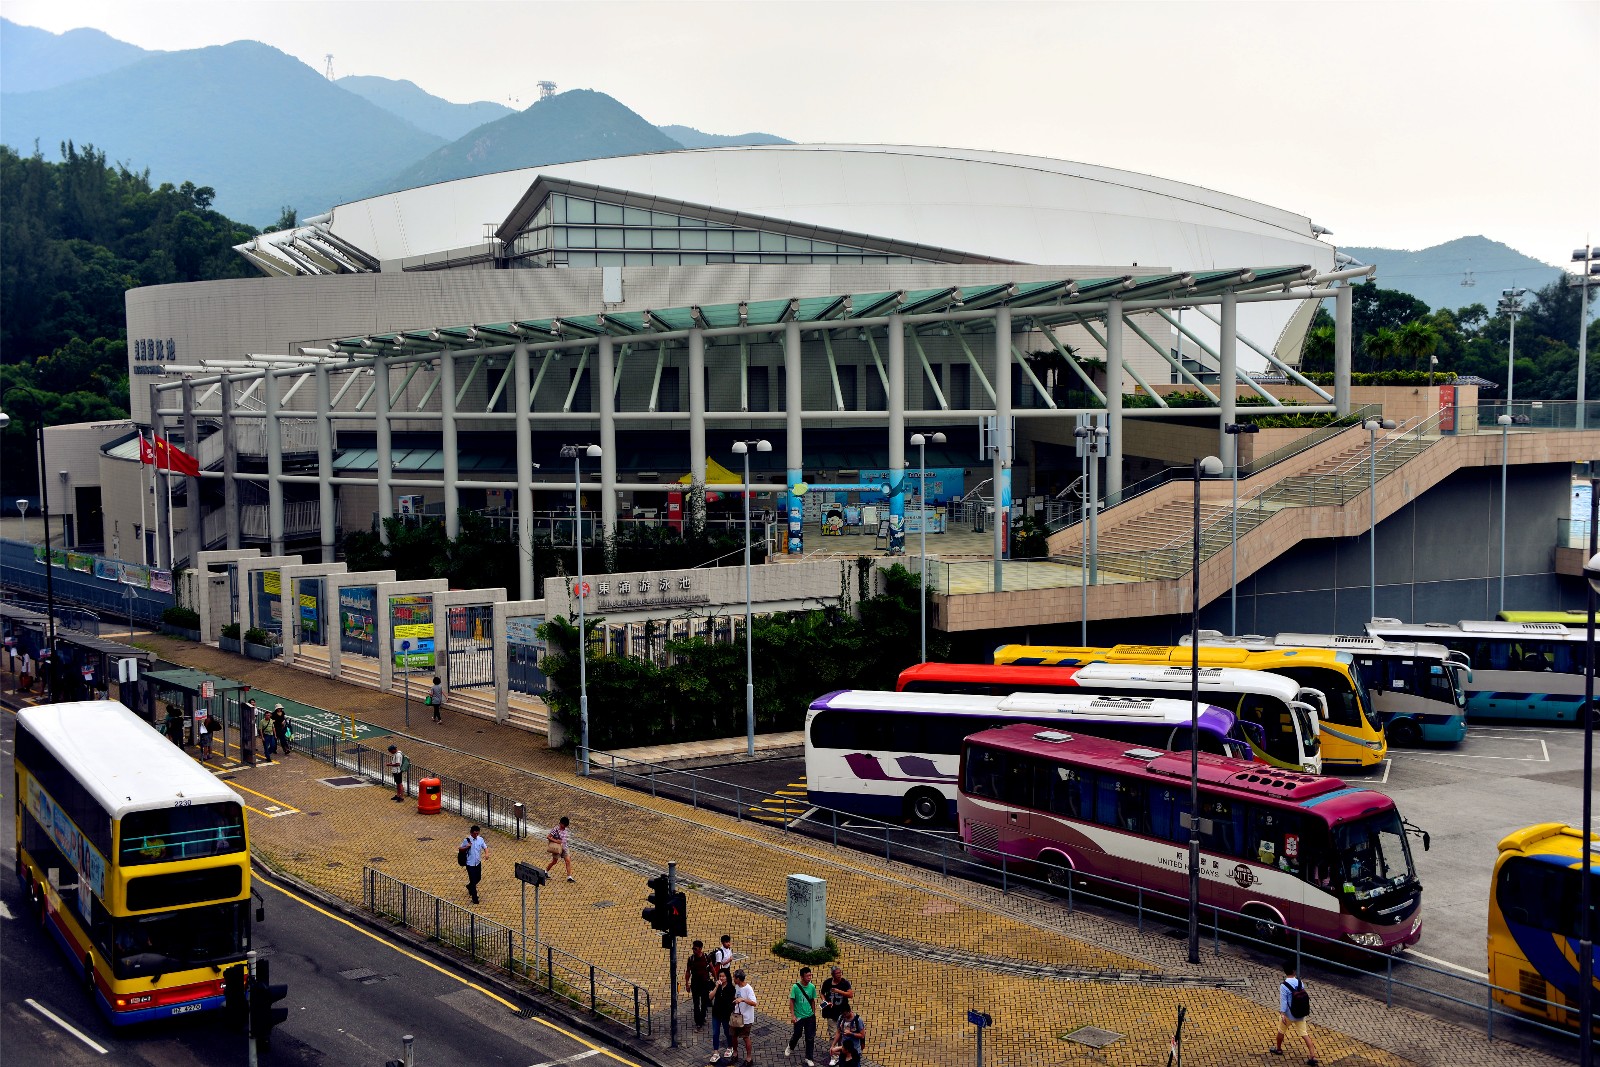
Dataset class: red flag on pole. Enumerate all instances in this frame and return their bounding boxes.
[144,435,200,477]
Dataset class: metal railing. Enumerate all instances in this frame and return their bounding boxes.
[363,867,651,1037]
[593,749,1595,1058]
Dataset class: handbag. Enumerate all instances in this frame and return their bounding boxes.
[457,845,469,867]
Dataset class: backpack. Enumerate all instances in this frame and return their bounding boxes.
[1285,979,1311,1019]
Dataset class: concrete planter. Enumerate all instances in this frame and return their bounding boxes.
[244,641,279,661]
[163,624,202,642]
[219,636,242,654]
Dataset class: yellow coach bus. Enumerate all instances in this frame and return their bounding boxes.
[15,700,254,1023]
[994,643,1387,768]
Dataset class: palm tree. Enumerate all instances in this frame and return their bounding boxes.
[1396,318,1441,376]
[1365,326,1401,375]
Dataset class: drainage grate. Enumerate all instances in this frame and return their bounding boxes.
[320,776,365,788]
[1063,1026,1124,1049]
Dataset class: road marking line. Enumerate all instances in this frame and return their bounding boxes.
[1407,950,1488,979]
[529,1050,602,1067]
[229,781,302,813]
[25,998,107,1054]
[1378,759,1392,785]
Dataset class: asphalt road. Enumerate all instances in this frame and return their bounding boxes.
[0,711,641,1067]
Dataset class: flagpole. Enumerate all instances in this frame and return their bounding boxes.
[138,430,149,565]
[165,439,175,570]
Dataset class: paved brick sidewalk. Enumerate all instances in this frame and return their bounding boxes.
[141,636,1570,1067]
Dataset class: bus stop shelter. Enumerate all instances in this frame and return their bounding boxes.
[143,667,253,757]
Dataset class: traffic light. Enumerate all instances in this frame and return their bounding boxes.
[642,874,671,932]
[669,891,688,938]
[222,963,247,1024]
[249,958,290,1053]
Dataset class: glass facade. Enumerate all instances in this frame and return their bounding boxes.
[509,193,923,268]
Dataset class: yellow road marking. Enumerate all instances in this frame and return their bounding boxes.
[255,876,644,1066]
[228,780,301,815]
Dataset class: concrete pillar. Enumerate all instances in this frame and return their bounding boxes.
[316,366,336,562]
[264,368,285,556]
[785,321,804,555]
[1105,299,1124,498]
[514,343,534,600]
[221,374,241,551]
[441,352,459,539]
[182,378,202,563]
[1219,289,1238,467]
[993,305,1012,583]
[1334,284,1353,417]
[689,331,707,535]
[375,354,393,543]
[150,383,169,570]
[597,335,618,538]
[887,315,907,554]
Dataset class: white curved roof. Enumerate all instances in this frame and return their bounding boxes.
[324,143,1334,275]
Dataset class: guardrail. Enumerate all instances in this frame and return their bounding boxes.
[362,867,651,1038]
[593,748,1595,1058]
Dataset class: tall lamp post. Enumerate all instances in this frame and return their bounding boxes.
[909,432,946,663]
[1223,421,1259,634]
[1579,530,1599,1067]
[1074,422,1108,645]
[731,439,771,756]
[1187,454,1224,965]
[1364,417,1397,623]
[1573,246,1599,430]
[1,409,57,698]
[561,444,601,775]
[1496,414,1512,614]
[1499,287,1528,416]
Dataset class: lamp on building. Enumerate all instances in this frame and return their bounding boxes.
[1498,287,1528,416]
[1073,422,1109,644]
[560,443,602,775]
[1223,422,1259,634]
[1187,453,1224,966]
[1363,417,1397,623]
[909,432,946,663]
[731,439,771,756]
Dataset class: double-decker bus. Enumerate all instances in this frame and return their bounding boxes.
[1180,631,1469,746]
[1367,618,1595,725]
[958,723,1428,952]
[15,700,254,1023]
[806,690,1254,825]
[995,643,1387,768]
[1488,823,1600,1033]
[897,661,1321,773]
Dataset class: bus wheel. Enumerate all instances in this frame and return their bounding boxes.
[1387,719,1421,747]
[83,956,96,1002]
[1040,854,1075,893]
[1243,904,1288,945]
[904,788,946,828]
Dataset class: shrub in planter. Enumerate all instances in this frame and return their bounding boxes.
[243,627,269,645]
[219,622,242,653]
[221,622,241,639]
[160,605,201,640]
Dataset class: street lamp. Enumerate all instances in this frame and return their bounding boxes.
[1498,287,1528,416]
[560,443,601,775]
[1187,453,1224,966]
[731,439,771,756]
[1363,417,1396,623]
[1497,414,1512,614]
[1572,247,1599,430]
[1578,544,1599,1067]
[909,432,946,663]
[1073,423,1109,644]
[1223,421,1259,634]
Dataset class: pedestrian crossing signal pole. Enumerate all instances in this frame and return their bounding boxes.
[642,863,685,1048]
[967,1009,992,1067]
[1165,1004,1187,1067]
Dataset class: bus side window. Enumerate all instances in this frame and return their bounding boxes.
[963,748,1004,799]
[1203,798,1247,858]
[1249,809,1303,876]
[1094,778,1146,834]
[1040,765,1088,819]
[1000,754,1037,808]
[1148,788,1188,844]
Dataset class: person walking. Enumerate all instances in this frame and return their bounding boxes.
[271,704,293,755]
[197,709,213,760]
[260,705,278,762]
[785,965,818,1065]
[686,939,715,1030]
[386,744,406,801]
[729,969,756,1067]
[711,934,734,979]
[829,1004,864,1067]
[1272,959,1319,1065]
[19,651,34,693]
[819,965,854,1063]
[707,968,736,1063]
[459,825,488,904]
[544,815,574,882]
[429,675,444,723]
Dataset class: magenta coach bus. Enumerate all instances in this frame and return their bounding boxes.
[957,724,1428,952]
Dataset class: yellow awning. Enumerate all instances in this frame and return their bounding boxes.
[677,457,742,485]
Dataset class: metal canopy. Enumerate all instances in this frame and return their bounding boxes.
[329,267,1315,354]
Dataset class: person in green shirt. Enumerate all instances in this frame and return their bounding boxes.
[785,965,818,1065]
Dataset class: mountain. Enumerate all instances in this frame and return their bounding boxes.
[336,75,515,141]
[0,18,152,93]
[657,125,792,148]
[381,89,683,192]
[1341,236,1564,315]
[0,40,444,225]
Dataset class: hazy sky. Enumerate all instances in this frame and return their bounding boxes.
[6,0,1597,268]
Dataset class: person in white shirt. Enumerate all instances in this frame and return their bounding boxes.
[730,969,756,1067]
[386,745,406,801]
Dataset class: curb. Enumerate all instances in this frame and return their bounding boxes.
[251,855,673,1067]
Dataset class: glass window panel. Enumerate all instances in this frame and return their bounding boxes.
[552,196,567,223]
[733,231,759,251]
[596,229,623,248]
[595,203,624,224]
[567,198,594,224]
[564,227,595,248]
[708,231,733,251]
[624,229,651,248]
[597,251,625,266]
[651,253,680,266]
[708,252,734,263]
[681,229,707,250]
[624,252,654,265]
[758,231,784,252]
[566,251,596,267]
[654,229,680,249]
[679,252,707,265]
[652,211,679,227]
[785,236,813,252]
[623,206,651,225]
[735,252,762,263]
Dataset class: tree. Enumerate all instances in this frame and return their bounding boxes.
[1364,326,1401,375]
[1395,318,1440,374]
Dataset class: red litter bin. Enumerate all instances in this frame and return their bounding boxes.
[417,777,442,815]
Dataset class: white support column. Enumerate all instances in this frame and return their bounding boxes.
[183,378,202,563]
[221,374,241,550]
[887,316,906,554]
[264,368,285,556]
[440,352,460,539]
[514,343,534,600]
[689,330,707,535]
[993,305,1012,582]
[1219,289,1239,466]
[1105,298,1125,498]
[316,367,336,563]
[597,335,618,538]
[1334,283,1353,416]
[375,354,394,543]
[784,320,804,554]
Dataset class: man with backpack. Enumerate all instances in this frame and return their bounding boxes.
[1272,959,1318,1065]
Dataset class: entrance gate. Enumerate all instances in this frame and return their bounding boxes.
[446,604,495,689]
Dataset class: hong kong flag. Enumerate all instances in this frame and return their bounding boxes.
[141,433,200,477]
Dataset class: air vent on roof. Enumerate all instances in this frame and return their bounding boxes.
[1423,622,1452,628]
[1123,748,1164,761]
[1033,730,1073,744]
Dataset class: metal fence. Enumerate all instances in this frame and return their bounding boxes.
[593,749,1597,1058]
[362,866,651,1037]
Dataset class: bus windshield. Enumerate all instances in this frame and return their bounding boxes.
[1332,810,1416,900]
[114,900,250,978]
[120,803,246,866]
[1278,665,1364,727]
